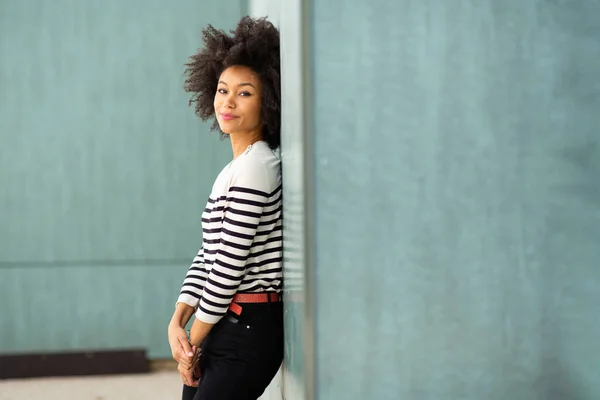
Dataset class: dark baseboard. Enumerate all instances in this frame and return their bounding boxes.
[0,348,149,380]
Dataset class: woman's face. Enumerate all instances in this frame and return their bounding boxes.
[214,65,262,135]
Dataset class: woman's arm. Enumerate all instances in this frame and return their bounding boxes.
[189,319,214,347]
[168,246,206,369]
[194,186,272,324]
[168,302,197,368]
[171,303,201,388]
[193,161,275,325]
[170,301,196,330]
[177,246,207,308]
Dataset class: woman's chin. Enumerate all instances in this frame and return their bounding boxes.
[217,125,232,135]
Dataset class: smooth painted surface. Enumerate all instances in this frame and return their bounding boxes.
[279,1,313,399]
[0,0,244,358]
[311,1,600,399]
[0,264,185,358]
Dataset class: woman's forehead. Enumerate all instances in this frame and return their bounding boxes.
[218,66,261,86]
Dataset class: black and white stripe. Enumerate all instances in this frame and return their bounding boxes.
[177,142,283,324]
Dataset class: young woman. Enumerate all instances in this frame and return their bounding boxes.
[167,16,283,400]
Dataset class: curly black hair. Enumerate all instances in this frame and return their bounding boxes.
[184,16,281,149]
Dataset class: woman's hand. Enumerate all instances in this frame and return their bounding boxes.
[168,303,197,369]
[168,324,196,369]
[178,359,201,387]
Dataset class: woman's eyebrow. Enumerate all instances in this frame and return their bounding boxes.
[218,80,256,89]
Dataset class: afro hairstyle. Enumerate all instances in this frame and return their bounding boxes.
[184,16,281,149]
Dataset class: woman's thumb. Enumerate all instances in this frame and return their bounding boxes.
[180,337,194,357]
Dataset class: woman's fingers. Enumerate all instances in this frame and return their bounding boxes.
[191,346,201,365]
[178,363,199,387]
[177,353,194,369]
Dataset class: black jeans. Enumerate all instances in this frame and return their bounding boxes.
[182,302,284,400]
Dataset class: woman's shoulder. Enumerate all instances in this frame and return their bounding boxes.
[229,142,280,192]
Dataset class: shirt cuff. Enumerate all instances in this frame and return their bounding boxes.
[176,293,200,309]
[194,308,225,325]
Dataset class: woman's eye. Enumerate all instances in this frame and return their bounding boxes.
[218,88,227,94]
[239,91,252,97]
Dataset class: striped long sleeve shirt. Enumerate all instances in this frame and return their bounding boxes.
[177,141,283,324]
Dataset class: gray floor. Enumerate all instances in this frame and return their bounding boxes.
[0,367,284,400]
[0,371,183,400]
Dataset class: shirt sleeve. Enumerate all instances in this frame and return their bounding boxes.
[176,246,206,309]
[194,160,273,324]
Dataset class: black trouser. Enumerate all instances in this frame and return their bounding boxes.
[182,302,284,400]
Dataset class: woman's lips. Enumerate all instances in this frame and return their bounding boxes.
[220,113,238,121]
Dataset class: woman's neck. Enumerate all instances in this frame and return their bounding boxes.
[230,131,263,159]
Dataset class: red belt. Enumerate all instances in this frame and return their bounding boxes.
[228,292,281,316]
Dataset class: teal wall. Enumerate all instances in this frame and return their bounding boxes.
[310,1,600,399]
[279,1,311,399]
[0,0,244,358]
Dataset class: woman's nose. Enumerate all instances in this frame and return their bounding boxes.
[223,94,235,109]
